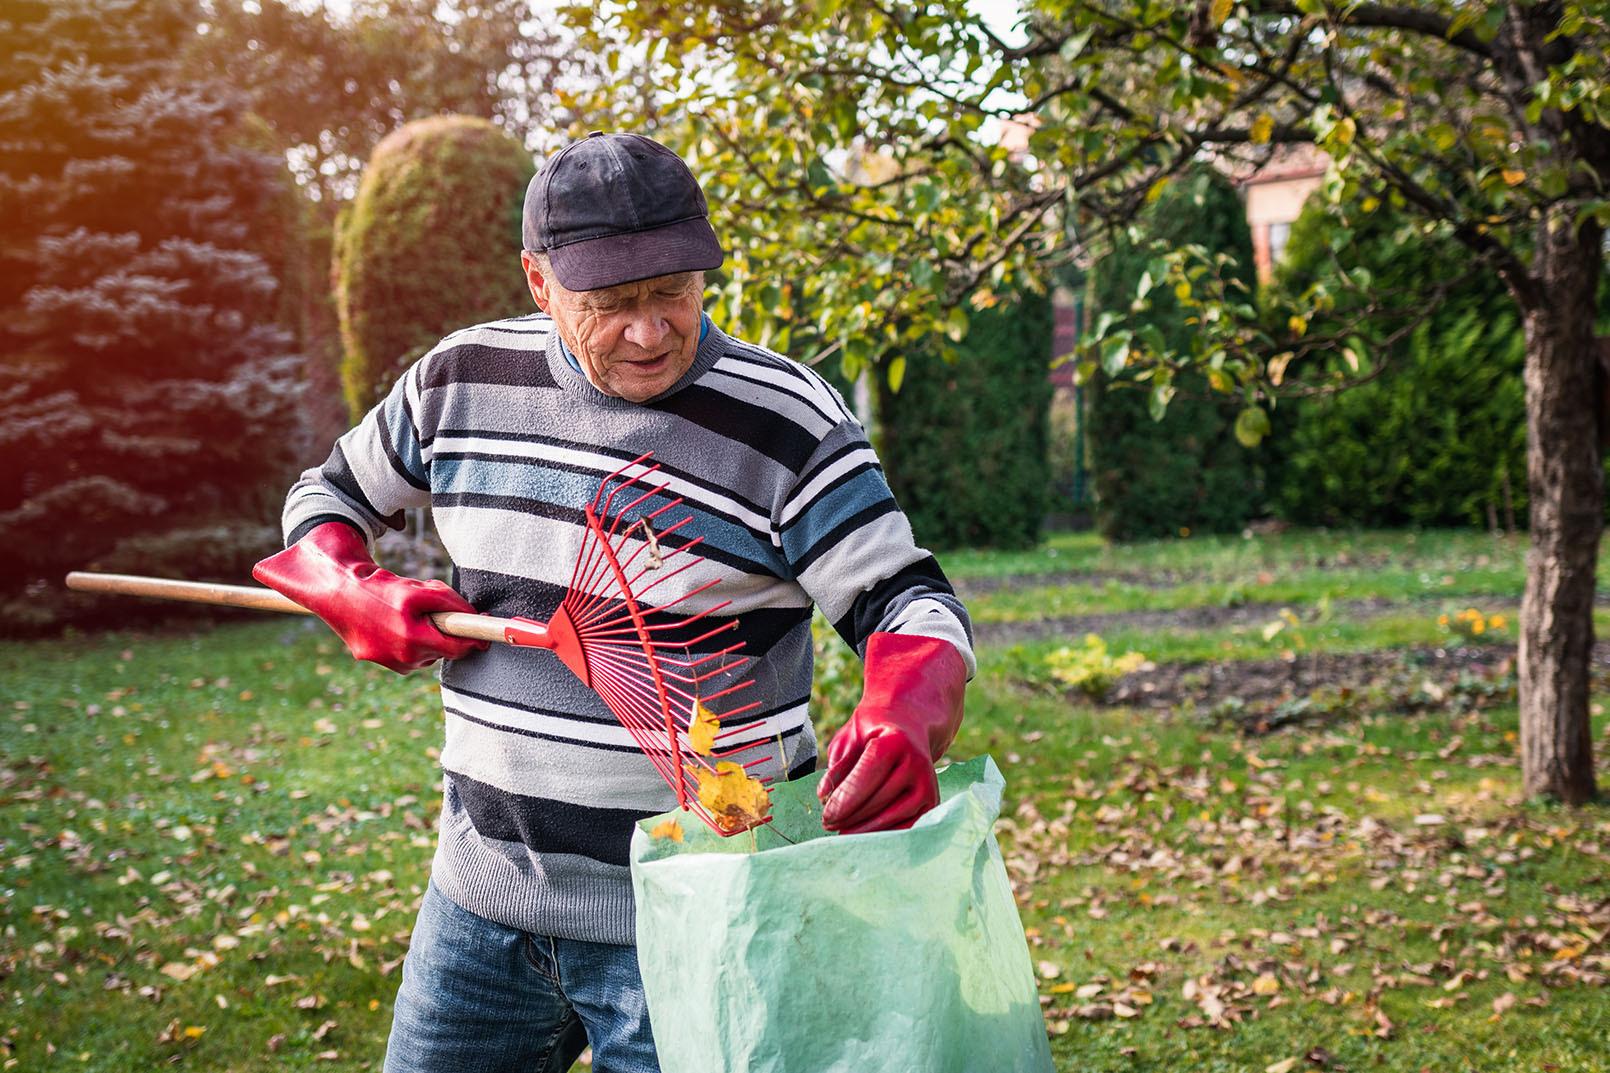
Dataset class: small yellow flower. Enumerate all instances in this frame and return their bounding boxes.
[1490,614,1507,629]
[1472,620,1485,635]
[1438,615,1450,627]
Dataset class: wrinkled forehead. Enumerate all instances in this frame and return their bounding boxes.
[573,270,704,305]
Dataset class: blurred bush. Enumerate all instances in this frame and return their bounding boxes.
[334,115,535,419]
[1268,197,1529,529]
[876,294,1055,550]
[1086,167,1263,541]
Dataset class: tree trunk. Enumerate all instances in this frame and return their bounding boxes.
[1517,206,1602,803]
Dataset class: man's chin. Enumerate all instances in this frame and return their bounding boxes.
[606,354,689,401]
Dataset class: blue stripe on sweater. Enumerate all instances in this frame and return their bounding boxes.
[779,467,897,566]
[432,455,789,575]
[381,386,427,486]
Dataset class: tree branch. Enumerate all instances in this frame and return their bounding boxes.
[1249,1,1494,59]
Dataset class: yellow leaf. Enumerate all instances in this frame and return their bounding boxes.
[1145,177,1170,205]
[1266,1059,1300,1073]
[183,1026,206,1040]
[1267,352,1294,387]
[1287,314,1307,338]
[1250,113,1274,145]
[687,701,720,756]
[1252,972,1281,995]
[1210,0,1234,27]
[650,818,684,843]
[1502,168,1526,186]
[692,761,771,835]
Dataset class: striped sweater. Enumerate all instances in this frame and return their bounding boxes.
[281,311,975,944]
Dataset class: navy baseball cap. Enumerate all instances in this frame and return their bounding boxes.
[523,131,724,291]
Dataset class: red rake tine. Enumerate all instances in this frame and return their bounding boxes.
[555,452,770,832]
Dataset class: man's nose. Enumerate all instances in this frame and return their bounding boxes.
[622,311,670,351]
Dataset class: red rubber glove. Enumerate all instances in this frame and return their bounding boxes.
[252,521,486,674]
[817,632,967,834]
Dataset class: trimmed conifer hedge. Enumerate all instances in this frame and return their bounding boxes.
[1270,198,1529,529]
[1086,167,1263,541]
[876,294,1055,550]
[334,116,535,419]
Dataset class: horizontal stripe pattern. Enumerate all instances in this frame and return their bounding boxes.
[279,311,971,943]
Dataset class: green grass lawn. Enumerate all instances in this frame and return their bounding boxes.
[3,526,1607,1071]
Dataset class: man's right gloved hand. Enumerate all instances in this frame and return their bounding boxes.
[252,521,486,673]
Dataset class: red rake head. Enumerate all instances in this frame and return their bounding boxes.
[503,453,778,836]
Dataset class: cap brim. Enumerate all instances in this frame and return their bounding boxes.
[548,216,724,292]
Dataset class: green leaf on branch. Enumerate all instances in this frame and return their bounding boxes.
[1234,406,1272,447]
[1148,382,1177,422]
[1100,331,1133,377]
[944,306,969,342]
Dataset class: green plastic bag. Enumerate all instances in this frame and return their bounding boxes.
[630,756,1054,1073]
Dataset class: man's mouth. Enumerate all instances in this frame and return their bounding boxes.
[627,351,672,373]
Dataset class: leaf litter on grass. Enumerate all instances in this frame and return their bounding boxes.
[996,708,1610,1051]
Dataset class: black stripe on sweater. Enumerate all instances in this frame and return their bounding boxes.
[326,445,405,532]
[829,554,956,651]
[447,769,652,866]
[455,565,813,654]
[447,673,814,735]
[420,340,558,393]
[649,384,820,471]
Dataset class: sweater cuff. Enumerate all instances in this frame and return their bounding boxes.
[286,514,367,549]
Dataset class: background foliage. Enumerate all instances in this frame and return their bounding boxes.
[1269,198,1530,530]
[1087,167,1262,540]
[333,115,535,418]
[877,293,1055,550]
[0,0,304,632]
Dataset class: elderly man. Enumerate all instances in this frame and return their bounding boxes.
[253,132,974,1073]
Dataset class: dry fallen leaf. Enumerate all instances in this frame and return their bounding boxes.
[650,818,685,843]
[687,701,720,756]
[692,761,770,834]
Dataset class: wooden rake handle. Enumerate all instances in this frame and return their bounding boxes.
[64,571,518,645]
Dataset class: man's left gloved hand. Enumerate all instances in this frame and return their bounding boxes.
[817,632,967,834]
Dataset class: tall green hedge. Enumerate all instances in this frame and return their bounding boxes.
[334,115,535,419]
[1087,167,1262,541]
[876,294,1054,550]
[1269,198,1530,529]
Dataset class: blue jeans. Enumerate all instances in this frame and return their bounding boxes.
[383,881,658,1073]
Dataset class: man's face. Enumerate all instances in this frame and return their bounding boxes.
[523,254,704,403]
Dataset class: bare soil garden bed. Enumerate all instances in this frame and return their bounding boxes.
[1095,643,1610,732]
[973,596,1410,646]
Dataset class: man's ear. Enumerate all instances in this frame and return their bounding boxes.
[520,251,552,313]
